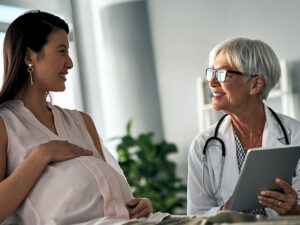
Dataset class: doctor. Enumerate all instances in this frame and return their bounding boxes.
[187,37,300,217]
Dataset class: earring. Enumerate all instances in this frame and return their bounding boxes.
[27,64,34,86]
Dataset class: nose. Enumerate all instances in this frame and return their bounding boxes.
[209,73,219,87]
[66,54,73,69]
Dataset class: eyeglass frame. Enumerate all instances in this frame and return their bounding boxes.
[205,67,257,82]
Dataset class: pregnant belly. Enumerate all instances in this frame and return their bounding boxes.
[17,155,133,224]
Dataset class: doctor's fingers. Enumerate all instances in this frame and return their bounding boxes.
[275,178,298,206]
[220,197,232,210]
[257,198,284,215]
[275,178,295,194]
[260,178,297,201]
[258,197,294,215]
[258,193,297,215]
[259,188,297,206]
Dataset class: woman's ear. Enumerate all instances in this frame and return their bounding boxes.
[24,47,33,66]
[250,75,265,95]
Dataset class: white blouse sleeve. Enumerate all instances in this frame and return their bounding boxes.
[99,138,126,177]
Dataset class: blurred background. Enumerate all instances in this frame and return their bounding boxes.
[1,0,300,212]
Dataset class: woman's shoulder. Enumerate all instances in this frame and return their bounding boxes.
[0,100,18,113]
[50,104,97,133]
[50,103,82,119]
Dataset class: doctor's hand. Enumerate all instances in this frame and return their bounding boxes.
[219,197,232,211]
[127,198,152,219]
[258,178,300,215]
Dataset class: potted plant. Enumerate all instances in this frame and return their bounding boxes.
[114,120,186,214]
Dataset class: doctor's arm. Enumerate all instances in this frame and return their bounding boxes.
[187,139,221,215]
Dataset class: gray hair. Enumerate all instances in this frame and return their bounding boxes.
[208,37,281,100]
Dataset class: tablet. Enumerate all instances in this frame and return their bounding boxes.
[228,145,300,211]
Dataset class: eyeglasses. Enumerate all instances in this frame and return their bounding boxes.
[205,68,257,82]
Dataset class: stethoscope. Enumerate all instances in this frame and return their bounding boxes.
[202,107,289,199]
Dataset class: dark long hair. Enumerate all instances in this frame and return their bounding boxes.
[0,10,69,104]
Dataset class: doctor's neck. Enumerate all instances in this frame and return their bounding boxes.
[229,102,266,138]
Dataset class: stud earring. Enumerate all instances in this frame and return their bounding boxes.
[27,64,34,86]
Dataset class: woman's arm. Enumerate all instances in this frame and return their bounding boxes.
[0,117,93,223]
[79,112,153,218]
[79,112,106,161]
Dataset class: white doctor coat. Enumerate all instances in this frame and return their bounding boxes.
[187,105,300,216]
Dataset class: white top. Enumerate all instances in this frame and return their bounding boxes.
[187,105,300,216]
[0,100,168,225]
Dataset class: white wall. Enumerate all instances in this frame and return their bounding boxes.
[146,0,300,180]
[99,1,164,143]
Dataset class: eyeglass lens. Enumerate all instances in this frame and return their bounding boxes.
[206,68,226,82]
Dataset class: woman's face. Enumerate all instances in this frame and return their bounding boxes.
[31,29,73,92]
[209,52,252,113]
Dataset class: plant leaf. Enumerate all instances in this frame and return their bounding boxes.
[126,119,133,135]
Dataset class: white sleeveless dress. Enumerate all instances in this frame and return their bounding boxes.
[0,100,168,225]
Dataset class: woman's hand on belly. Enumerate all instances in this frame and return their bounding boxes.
[127,198,152,219]
[36,140,93,164]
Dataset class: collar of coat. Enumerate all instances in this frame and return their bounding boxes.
[217,105,291,147]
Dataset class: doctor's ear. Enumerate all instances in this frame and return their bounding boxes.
[249,75,265,96]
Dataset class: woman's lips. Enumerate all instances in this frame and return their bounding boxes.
[59,74,67,80]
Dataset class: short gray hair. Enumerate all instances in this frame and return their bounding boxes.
[209,37,280,100]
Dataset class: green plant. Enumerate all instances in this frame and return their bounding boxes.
[114,120,186,214]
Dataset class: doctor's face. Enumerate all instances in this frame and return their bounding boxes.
[209,52,252,114]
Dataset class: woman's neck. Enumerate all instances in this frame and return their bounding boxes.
[15,86,49,114]
[15,86,57,134]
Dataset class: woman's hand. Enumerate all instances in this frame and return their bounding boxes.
[127,198,152,219]
[36,140,93,164]
[258,178,300,215]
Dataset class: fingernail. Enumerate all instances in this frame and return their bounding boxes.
[261,191,265,195]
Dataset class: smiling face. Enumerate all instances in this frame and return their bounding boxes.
[28,29,73,92]
[209,52,253,114]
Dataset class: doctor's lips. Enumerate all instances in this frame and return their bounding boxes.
[212,92,225,97]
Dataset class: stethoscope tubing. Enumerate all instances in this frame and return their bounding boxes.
[201,107,289,199]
